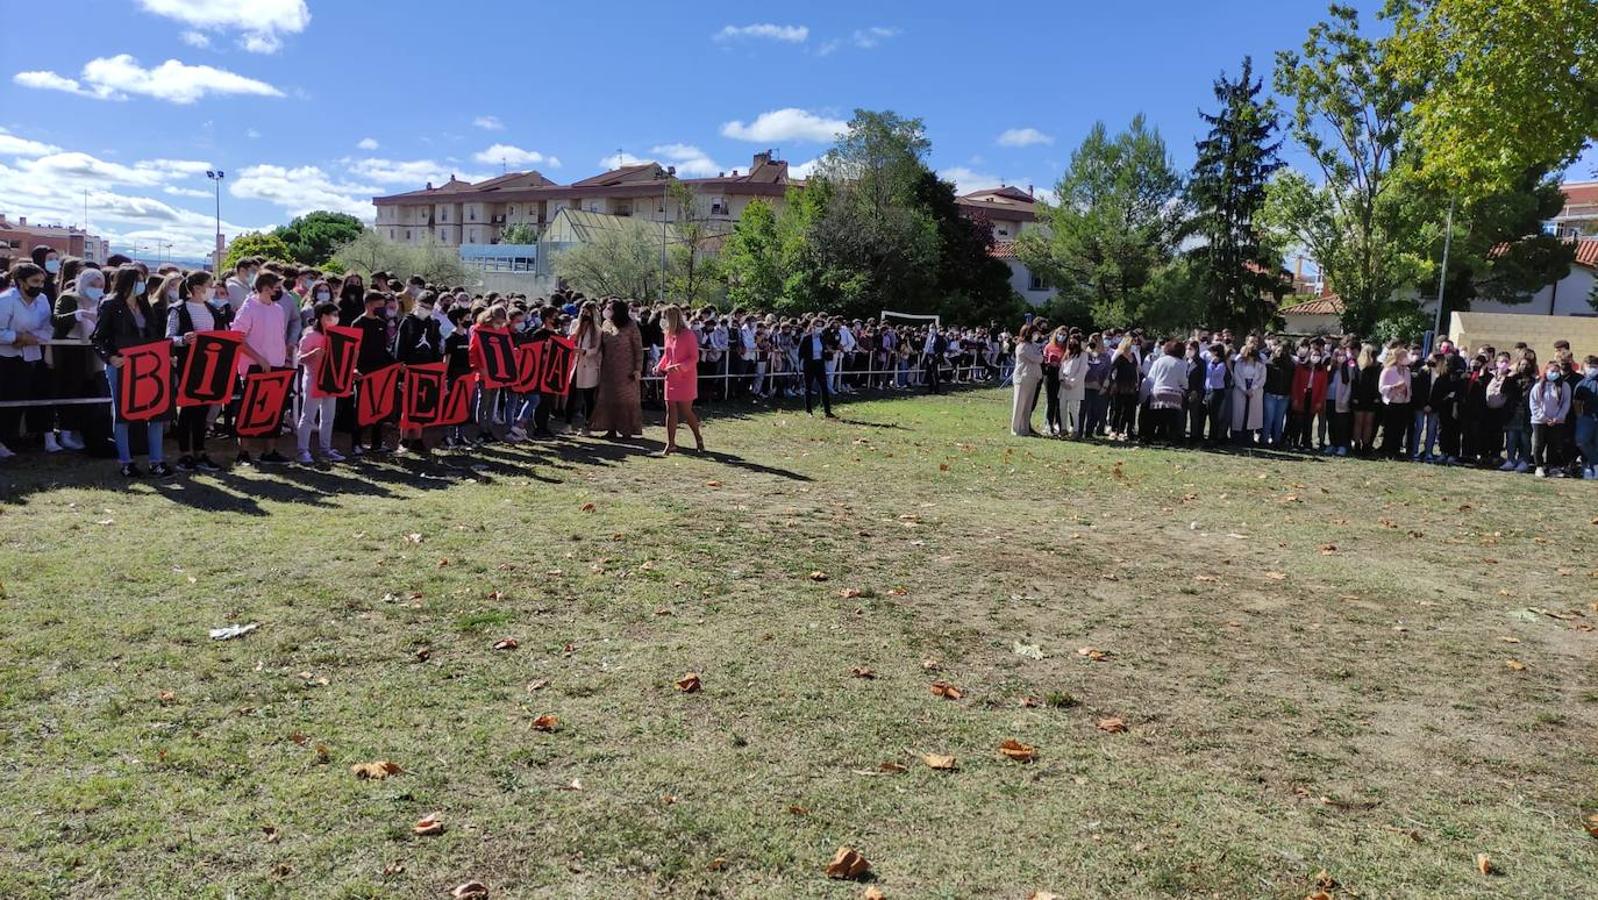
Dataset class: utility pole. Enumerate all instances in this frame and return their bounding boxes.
[1429,197,1455,354]
[657,166,675,304]
[206,169,225,271]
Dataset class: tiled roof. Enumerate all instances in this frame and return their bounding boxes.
[1561,181,1598,208]
[1282,294,1344,316]
[1488,235,1598,268]
[987,242,1018,260]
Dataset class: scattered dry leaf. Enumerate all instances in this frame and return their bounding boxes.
[1505,659,1526,672]
[451,882,489,900]
[808,570,830,582]
[1583,812,1598,839]
[157,690,176,705]
[1319,544,1337,555]
[922,753,957,771]
[998,739,1036,762]
[350,760,403,780]
[705,480,722,488]
[413,815,444,836]
[492,638,519,651]
[579,502,595,512]
[1077,646,1111,662]
[789,804,810,816]
[527,679,549,692]
[1264,571,1288,581]
[839,587,863,599]
[825,846,871,880]
[531,715,559,732]
[415,647,432,661]
[1475,853,1495,876]
[261,826,280,843]
[404,533,424,544]
[850,666,876,679]
[675,672,702,693]
[878,761,908,774]
[929,681,962,700]
[863,887,886,900]
[1096,717,1128,734]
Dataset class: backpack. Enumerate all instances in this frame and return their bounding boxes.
[1485,375,1507,409]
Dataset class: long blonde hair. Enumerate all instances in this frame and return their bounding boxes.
[660,304,685,335]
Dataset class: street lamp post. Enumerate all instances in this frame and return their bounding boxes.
[657,165,675,304]
[206,169,225,271]
[1429,197,1455,355]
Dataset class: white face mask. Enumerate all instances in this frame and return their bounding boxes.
[315,290,331,302]
[82,285,104,301]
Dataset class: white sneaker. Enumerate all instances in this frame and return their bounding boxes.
[60,430,85,450]
[322,448,345,462]
[0,442,14,460]
[1534,466,1546,478]
[296,450,314,464]
[44,432,62,453]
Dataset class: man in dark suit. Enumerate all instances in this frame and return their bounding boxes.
[923,325,948,394]
[800,317,839,418]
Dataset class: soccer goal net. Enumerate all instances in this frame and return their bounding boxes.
[880,310,941,330]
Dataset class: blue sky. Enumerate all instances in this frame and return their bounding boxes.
[1,0,1592,260]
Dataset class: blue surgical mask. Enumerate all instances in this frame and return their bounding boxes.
[133,280,147,296]
[82,286,104,301]
[1546,370,1560,382]
[44,259,60,274]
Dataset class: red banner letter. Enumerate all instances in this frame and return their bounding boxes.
[316,324,363,398]
[357,363,403,426]
[539,335,576,397]
[177,330,243,407]
[440,373,476,426]
[401,361,447,429]
[235,368,295,437]
[511,341,545,394]
[475,327,519,388]
[116,340,172,422]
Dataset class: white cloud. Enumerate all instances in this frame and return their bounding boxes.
[245,128,261,139]
[600,152,650,170]
[851,26,900,49]
[472,115,504,131]
[713,23,808,43]
[164,185,211,198]
[789,157,821,179]
[137,0,310,55]
[341,157,489,186]
[0,128,63,157]
[997,127,1054,148]
[356,137,379,150]
[230,164,378,219]
[650,144,722,178]
[721,108,848,143]
[13,54,284,104]
[179,30,210,48]
[940,167,1005,194]
[472,144,557,167]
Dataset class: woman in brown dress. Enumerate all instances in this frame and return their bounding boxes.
[587,298,644,438]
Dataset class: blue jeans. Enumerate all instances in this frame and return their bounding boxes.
[105,365,165,464]
[1505,428,1530,464]
[1079,388,1104,438]
[1263,393,1288,446]
[512,391,539,427]
[1576,416,1598,469]
[1412,411,1438,458]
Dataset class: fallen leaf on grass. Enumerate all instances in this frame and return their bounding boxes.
[789,804,810,816]
[1096,717,1128,734]
[998,739,1036,762]
[157,691,176,705]
[1018,696,1040,708]
[1077,647,1111,662]
[579,502,596,512]
[825,846,872,880]
[878,761,908,774]
[1499,636,1520,644]
[350,760,403,780]
[1475,853,1495,876]
[1027,893,1059,900]
[1319,544,1337,555]
[404,533,424,544]
[1264,571,1288,581]
[492,638,519,651]
[531,715,559,732]
[1505,659,1527,671]
[1012,642,1044,660]
[675,673,702,693]
[850,666,876,679]
[705,480,722,488]
[1583,812,1598,838]
[808,571,830,582]
[929,681,962,700]
[922,753,957,771]
[261,826,280,843]
[863,887,886,900]
[451,882,489,899]
[526,679,548,692]
[288,731,308,746]
[886,587,908,596]
[413,815,444,836]
[839,587,863,599]
[436,558,450,568]
[495,562,516,571]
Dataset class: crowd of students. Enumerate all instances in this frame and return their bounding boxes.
[1007,322,1598,479]
[0,251,1008,476]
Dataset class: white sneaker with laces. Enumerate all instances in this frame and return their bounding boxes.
[1534,466,1546,478]
[44,432,62,453]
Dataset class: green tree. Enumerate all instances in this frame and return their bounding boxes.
[720,199,783,309]
[271,211,365,266]
[911,171,1024,326]
[1274,4,1419,335]
[329,230,467,286]
[1186,56,1287,334]
[1017,116,1186,329]
[222,231,293,271]
[1382,0,1598,201]
[552,217,661,299]
[665,179,723,307]
[498,222,539,244]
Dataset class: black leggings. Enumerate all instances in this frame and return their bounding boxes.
[175,406,209,454]
[565,386,596,425]
[1111,392,1138,435]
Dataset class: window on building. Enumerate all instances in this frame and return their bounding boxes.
[1028,271,1049,292]
[405,229,412,241]
[440,209,448,222]
[469,208,476,221]
[996,226,1010,237]
[710,197,727,215]
[469,230,477,242]
[389,229,396,240]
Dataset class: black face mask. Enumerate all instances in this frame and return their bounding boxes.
[21,283,43,298]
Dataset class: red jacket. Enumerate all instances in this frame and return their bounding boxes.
[1289,362,1329,414]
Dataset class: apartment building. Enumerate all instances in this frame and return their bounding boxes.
[958,185,1055,304]
[0,213,107,263]
[372,151,796,247]
[1551,181,1598,237]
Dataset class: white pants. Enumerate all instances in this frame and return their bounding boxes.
[296,393,336,452]
[1012,375,1041,435]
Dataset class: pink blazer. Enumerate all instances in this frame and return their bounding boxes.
[656,328,700,401]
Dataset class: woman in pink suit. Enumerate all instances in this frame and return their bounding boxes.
[654,304,704,455]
